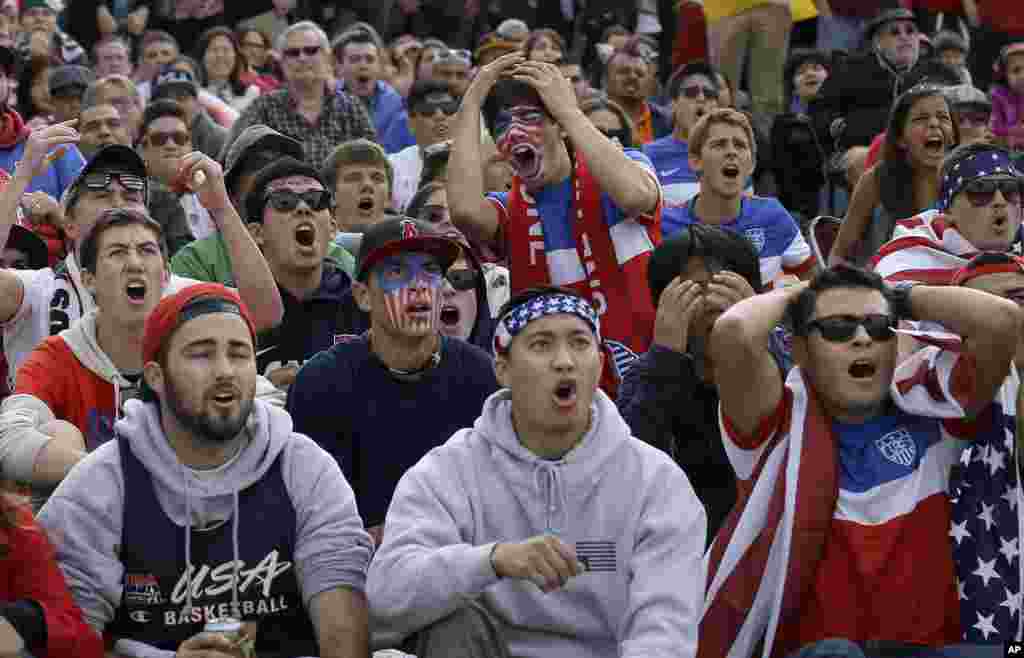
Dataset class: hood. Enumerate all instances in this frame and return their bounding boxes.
[470,388,629,535]
[59,310,135,385]
[460,242,497,351]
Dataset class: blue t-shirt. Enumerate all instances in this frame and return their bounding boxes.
[662,196,813,284]
[0,141,85,201]
[643,136,700,211]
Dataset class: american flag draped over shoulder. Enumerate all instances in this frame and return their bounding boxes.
[701,331,972,658]
[949,364,1022,642]
[870,210,978,285]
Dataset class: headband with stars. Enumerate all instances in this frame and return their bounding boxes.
[940,150,1023,211]
[493,293,601,354]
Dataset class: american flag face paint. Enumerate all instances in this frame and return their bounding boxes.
[495,105,548,185]
[375,253,444,334]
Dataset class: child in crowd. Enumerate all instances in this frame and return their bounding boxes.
[991,42,1024,151]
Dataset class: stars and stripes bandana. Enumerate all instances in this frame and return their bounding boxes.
[940,151,1023,211]
[492,293,600,354]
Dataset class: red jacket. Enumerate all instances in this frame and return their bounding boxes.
[0,504,104,658]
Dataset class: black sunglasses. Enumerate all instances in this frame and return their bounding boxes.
[961,177,1023,207]
[682,84,718,100]
[411,100,459,116]
[805,314,897,343]
[446,267,479,291]
[265,189,333,212]
[81,171,146,192]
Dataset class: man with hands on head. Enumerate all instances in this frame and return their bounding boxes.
[0,122,283,378]
[449,51,663,396]
[367,286,706,658]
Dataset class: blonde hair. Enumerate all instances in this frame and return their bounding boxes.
[688,108,756,159]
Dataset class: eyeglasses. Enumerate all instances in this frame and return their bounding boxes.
[80,172,146,192]
[436,49,472,65]
[417,204,450,224]
[265,189,333,212]
[445,267,479,291]
[805,314,897,342]
[144,131,189,147]
[411,100,458,116]
[682,84,718,100]
[283,45,322,59]
[960,177,1024,207]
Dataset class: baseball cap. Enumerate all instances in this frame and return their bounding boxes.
[244,157,331,223]
[668,60,719,99]
[864,8,916,43]
[6,224,49,269]
[953,252,1024,286]
[355,217,460,281]
[151,66,198,100]
[142,283,256,365]
[66,145,149,210]
[49,65,94,98]
[222,124,305,194]
[946,84,992,112]
[22,0,63,12]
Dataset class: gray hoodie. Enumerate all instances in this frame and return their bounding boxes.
[37,397,373,657]
[366,389,706,657]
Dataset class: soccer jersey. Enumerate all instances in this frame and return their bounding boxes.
[663,195,814,285]
[644,135,754,217]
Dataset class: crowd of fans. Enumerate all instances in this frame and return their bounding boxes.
[0,0,1019,656]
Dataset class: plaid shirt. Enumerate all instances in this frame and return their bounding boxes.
[228,82,376,168]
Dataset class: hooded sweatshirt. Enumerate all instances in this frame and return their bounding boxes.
[366,389,707,657]
[36,398,373,657]
[0,311,286,484]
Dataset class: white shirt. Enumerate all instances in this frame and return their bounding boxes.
[388,145,423,213]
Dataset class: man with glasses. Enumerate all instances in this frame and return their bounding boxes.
[702,264,1020,657]
[228,21,376,169]
[334,29,415,155]
[873,143,1024,285]
[604,36,670,145]
[390,79,456,212]
[644,61,723,211]
[150,67,227,160]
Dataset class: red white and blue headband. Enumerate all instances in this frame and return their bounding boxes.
[493,293,601,354]
[940,150,1023,211]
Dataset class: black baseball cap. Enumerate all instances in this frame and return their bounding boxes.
[49,65,94,98]
[67,145,149,207]
[151,66,198,100]
[244,157,330,223]
[6,224,48,269]
[355,217,460,282]
[222,124,305,195]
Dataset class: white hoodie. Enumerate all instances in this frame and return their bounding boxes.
[367,389,707,658]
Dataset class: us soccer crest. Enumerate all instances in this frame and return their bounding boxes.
[876,428,916,467]
[744,228,766,253]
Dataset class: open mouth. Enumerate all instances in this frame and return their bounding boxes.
[510,144,542,180]
[211,389,237,405]
[993,214,1009,229]
[553,379,578,407]
[357,197,375,214]
[294,223,316,247]
[924,135,945,154]
[406,302,433,315]
[848,359,877,379]
[125,281,147,302]
[440,304,460,327]
[695,107,707,120]
[722,164,740,179]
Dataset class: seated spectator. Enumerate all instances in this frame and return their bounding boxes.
[18,55,56,129]
[16,0,87,67]
[0,485,105,657]
[92,35,133,79]
[947,84,994,146]
[558,57,592,104]
[138,30,179,75]
[37,283,373,657]
[931,30,971,85]
[990,42,1024,151]
[618,224,791,540]
[81,74,144,142]
[161,55,240,130]
[335,28,414,155]
[450,54,662,396]
[523,28,564,63]
[832,85,958,266]
[389,79,456,212]
[785,50,829,116]
[237,28,280,88]
[227,21,377,168]
[150,67,228,160]
[702,265,1019,656]
[194,27,262,113]
[431,47,472,98]
[237,0,298,46]
[872,143,1023,284]
[604,36,670,145]
[324,138,393,232]
[77,103,130,159]
[47,65,93,124]
[644,61,722,211]
[243,157,352,389]
[581,96,635,149]
[366,285,706,657]
[473,27,522,68]
[288,217,499,544]
[0,221,47,398]
[939,252,1024,641]
[0,140,283,374]
[662,109,814,285]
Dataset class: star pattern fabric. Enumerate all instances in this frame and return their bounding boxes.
[492,293,601,354]
[950,400,1021,641]
[940,151,1023,210]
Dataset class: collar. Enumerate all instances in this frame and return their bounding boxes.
[278,259,350,304]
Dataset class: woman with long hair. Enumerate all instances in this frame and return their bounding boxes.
[16,56,52,127]
[237,27,280,89]
[523,28,564,63]
[193,26,262,112]
[831,85,959,265]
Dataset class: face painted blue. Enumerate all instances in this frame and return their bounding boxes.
[374,252,444,293]
[493,105,547,141]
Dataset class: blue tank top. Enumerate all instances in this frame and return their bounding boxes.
[107,437,318,656]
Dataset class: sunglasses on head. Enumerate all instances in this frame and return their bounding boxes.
[959,177,1023,207]
[81,171,146,192]
[805,314,897,343]
[144,130,189,147]
[446,267,479,291]
[265,189,333,212]
[682,84,718,100]
[283,45,322,59]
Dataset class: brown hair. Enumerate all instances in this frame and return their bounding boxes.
[524,29,565,61]
[580,95,636,147]
[688,108,757,159]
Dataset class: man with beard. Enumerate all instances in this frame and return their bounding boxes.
[244,158,353,392]
[37,283,373,658]
[288,217,499,546]
[389,79,455,212]
[449,52,662,396]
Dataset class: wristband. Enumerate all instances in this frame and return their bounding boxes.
[490,543,502,579]
[889,281,916,321]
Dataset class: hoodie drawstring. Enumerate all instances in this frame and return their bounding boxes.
[231,488,240,619]
[534,462,569,535]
